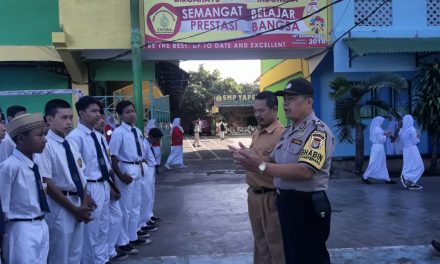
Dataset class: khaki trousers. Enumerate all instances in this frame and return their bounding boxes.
[193,132,200,146]
[248,188,285,264]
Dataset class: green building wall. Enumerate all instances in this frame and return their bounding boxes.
[0,67,71,115]
[0,0,60,45]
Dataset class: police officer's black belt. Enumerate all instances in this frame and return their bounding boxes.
[61,190,78,196]
[276,188,311,196]
[87,177,105,183]
[120,160,142,165]
[252,187,276,194]
[8,215,45,222]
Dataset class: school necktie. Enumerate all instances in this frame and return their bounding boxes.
[90,132,110,181]
[131,127,143,158]
[150,145,159,175]
[100,137,111,163]
[31,164,50,212]
[62,140,84,200]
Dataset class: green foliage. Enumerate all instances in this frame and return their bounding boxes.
[413,62,440,134]
[180,64,256,120]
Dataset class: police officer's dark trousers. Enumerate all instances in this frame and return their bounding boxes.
[276,189,331,264]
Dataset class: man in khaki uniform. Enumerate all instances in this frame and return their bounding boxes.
[246,91,285,264]
[233,78,335,264]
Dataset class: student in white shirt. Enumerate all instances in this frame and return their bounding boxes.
[94,112,129,261]
[0,113,49,264]
[34,99,93,264]
[139,127,163,232]
[0,105,26,163]
[109,101,149,254]
[0,112,7,262]
[67,96,111,264]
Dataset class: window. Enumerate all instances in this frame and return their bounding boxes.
[427,0,440,26]
[354,0,392,26]
[350,81,411,118]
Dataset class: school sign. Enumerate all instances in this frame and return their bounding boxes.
[214,94,256,107]
[144,0,329,51]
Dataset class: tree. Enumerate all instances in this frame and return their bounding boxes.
[180,65,242,130]
[413,62,440,175]
[329,73,408,175]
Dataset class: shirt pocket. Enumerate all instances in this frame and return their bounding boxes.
[287,142,302,155]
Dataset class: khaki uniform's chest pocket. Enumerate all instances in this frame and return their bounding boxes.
[287,142,302,155]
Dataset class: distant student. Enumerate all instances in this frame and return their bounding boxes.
[139,127,163,232]
[110,101,149,255]
[67,96,112,263]
[0,105,27,163]
[399,115,425,190]
[94,111,128,261]
[0,113,49,263]
[164,118,185,169]
[193,118,201,147]
[145,119,161,166]
[34,99,92,264]
[220,120,226,140]
[362,116,396,184]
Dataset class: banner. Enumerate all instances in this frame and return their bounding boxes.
[214,94,256,107]
[144,0,329,50]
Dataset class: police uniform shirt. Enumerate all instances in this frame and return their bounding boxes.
[0,133,15,163]
[142,139,157,167]
[246,119,284,188]
[109,121,144,162]
[0,149,45,220]
[34,129,87,192]
[270,112,335,192]
[67,123,111,180]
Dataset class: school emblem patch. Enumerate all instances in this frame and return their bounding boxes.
[298,130,327,170]
[77,158,83,168]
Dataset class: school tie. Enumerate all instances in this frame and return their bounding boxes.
[62,140,84,200]
[31,164,50,212]
[90,132,110,181]
[100,137,111,163]
[150,146,159,175]
[131,127,143,158]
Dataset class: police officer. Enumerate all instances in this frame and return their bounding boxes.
[233,78,335,264]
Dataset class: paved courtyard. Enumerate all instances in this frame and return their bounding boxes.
[126,135,440,263]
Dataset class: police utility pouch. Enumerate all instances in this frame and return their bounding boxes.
[311,191,330,219]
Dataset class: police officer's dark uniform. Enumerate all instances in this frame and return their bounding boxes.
[270,79,335,264]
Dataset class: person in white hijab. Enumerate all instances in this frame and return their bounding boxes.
[362,116,396,184]
[164,118,185,169]
[399,115,424,190]
[145,119,161,165]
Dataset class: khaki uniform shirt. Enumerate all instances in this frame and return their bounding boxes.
[246,120,284,188]
[270,112,335,192]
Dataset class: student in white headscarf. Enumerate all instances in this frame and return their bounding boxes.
[145,119,161,166]
[164,118,185,169]
[399,115,424,190]
[362,116,396,184]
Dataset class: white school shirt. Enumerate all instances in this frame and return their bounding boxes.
[0,133,15,163]
[142,139,157,167]
[34,130,87,192]
[0,149,45,220]
[109,122,144,162]
[67,123,111,180]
